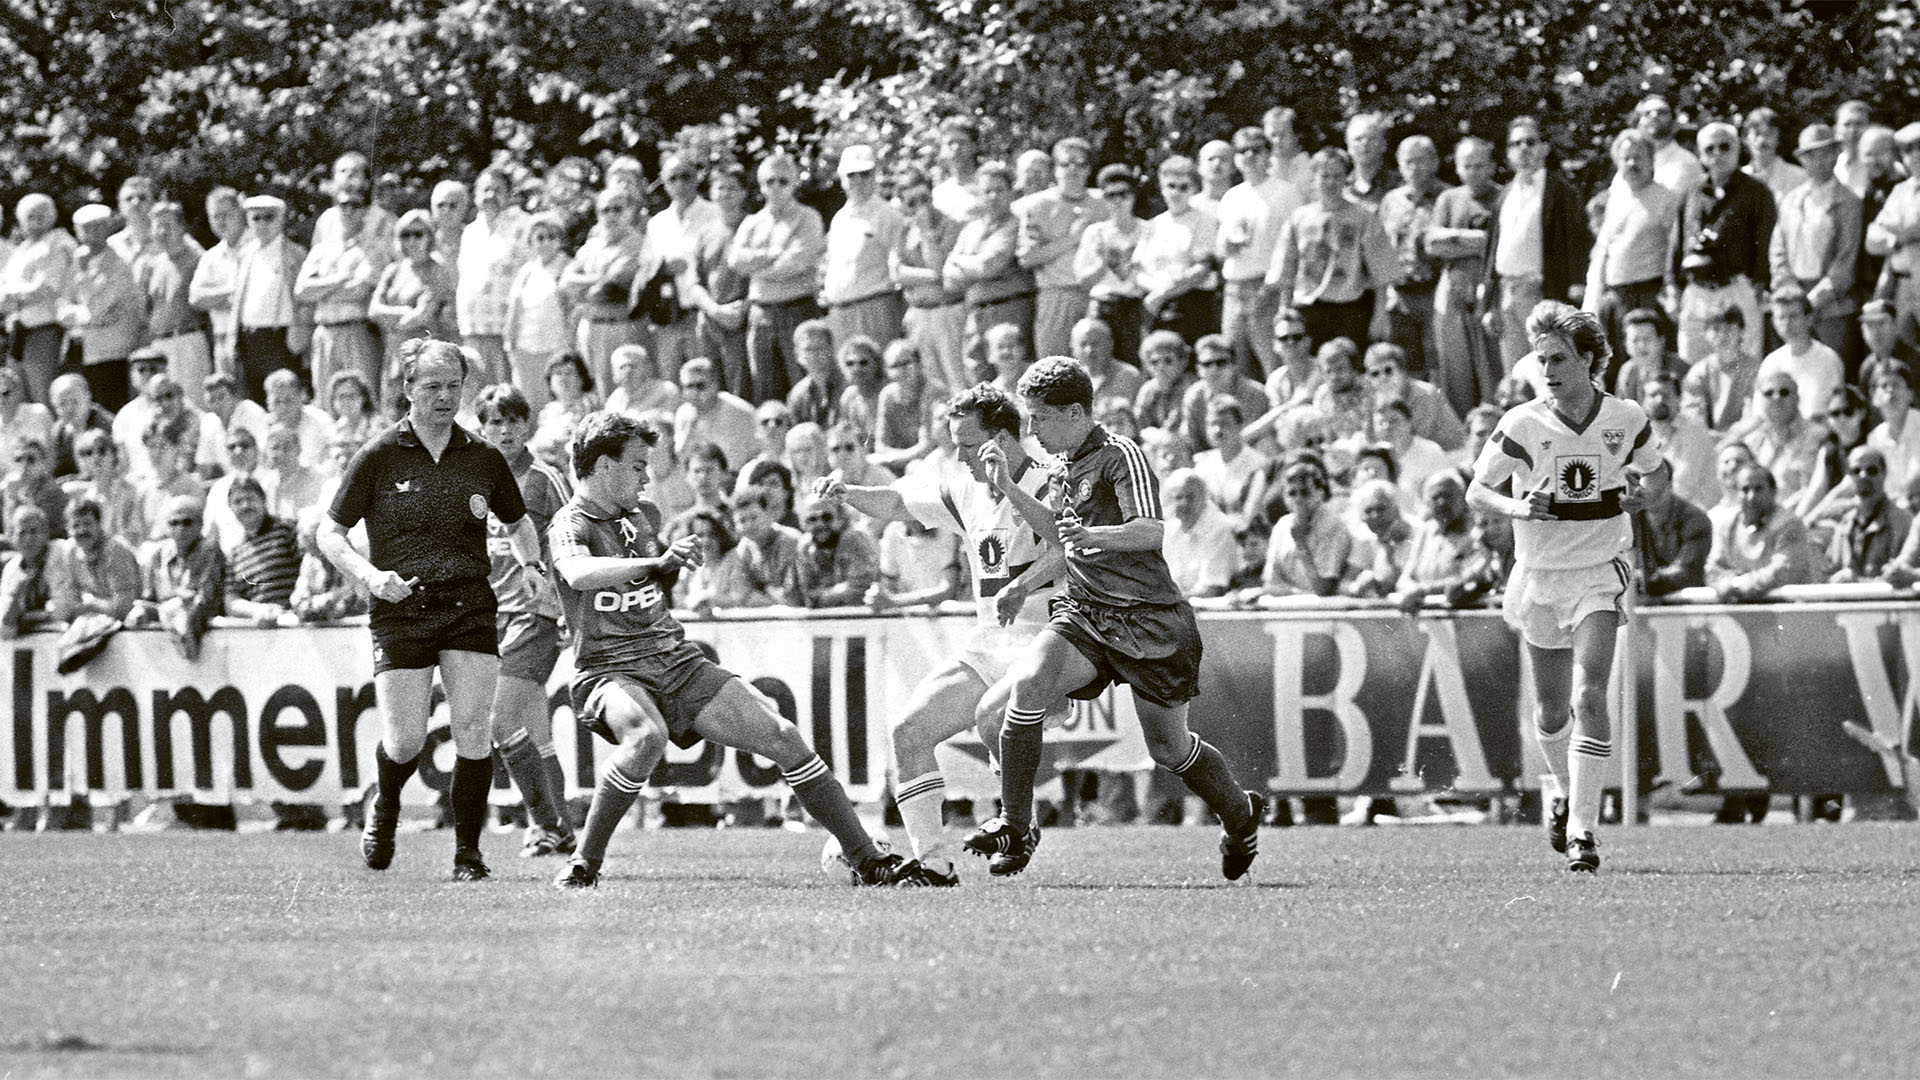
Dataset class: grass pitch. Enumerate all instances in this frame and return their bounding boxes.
[3,822,1918,1079]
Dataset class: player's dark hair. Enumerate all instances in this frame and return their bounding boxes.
[399,338,469,386]
[1622,307,1666,335]
[946,383,1023,439]
[474,383,532,424]
[570,410,659,481]
[1017,357,1094,411]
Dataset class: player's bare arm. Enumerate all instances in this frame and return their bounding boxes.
[554,534,704,591]
[992,543,1065,626]
[1467,477,1558,522]
[317,514,416,603]
[980,442,1061,541]
[811,470,911,523]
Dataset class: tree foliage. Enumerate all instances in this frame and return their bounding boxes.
[1,0,1916,229]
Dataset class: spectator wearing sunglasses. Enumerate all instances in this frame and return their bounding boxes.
[1678,122,1773,363]
[1826,446,1910,582]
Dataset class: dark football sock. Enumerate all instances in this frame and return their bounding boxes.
[783,755,876,864]
[1169,733,1253,834]
[577,764,646,867]
[449,754,496,851]
[539,747,572,831]
[498,733,561,832]
[998,706,1048,831]
[373,743,421,814]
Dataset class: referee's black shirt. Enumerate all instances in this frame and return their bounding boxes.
[329,419,527,588]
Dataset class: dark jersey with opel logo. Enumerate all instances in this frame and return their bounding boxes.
[548,495,689,672]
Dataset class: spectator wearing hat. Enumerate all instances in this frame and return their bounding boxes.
[230,195,309,402]
[823,144,907,351]
[1769,123,1862,356]
[187,187,249,380]
[59,203,146,411]
[1679,122,1774,363]
[1864,123,1920,350]
[1,193,77,405]
[1742,108,1808,205]
[1016,137,1100,360]
[1858,298,1920,395]
[944,160,1035,376]
[1756,287,1843,422]
[1074,164,1148,373]
[1482,116,1590,374]
[1217,126,1300,379]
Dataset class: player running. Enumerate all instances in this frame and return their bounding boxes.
[962,357,1264,880]
[1467,301,1662,873]
[474,384,577,857]
[811,383,1066,886]
[320,339,544,881]
[547,411,915,889]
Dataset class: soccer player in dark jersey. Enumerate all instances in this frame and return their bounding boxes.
[474,384,576,857]
[962,357,1264,879]
[547,411,914,889]
[319,339,546,882]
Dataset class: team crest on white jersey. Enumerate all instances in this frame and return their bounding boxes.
[1601,428,1626,455]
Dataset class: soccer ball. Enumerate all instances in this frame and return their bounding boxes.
[820,829,893,883]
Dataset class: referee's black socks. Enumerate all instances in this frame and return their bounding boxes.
[450,754,495,851]
[374,744,422,813]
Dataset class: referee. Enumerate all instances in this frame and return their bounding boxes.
[318,339,545,880]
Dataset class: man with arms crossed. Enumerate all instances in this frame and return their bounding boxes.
[964,358,1264,880]
[547,411,914,889]
[812,383,1065,885]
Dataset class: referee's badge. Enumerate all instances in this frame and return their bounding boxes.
[469,493,488,518]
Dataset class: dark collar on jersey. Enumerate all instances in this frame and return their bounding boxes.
[1066,424,1110,463]
[393,418,475,450]
[573,493,631,522]
[1550,391,1605,435]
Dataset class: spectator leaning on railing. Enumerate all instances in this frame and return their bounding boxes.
[1707,463,1812,602]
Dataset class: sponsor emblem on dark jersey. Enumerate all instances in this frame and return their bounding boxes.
[1602,428,1626,454]
[469,493,488,518]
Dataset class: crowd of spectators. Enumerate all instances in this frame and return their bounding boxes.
[13,93,1920,653]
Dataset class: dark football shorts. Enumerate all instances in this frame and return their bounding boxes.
[369,578,498,673]
[496,611,562,683]
[1048,595,1203,708]
[571,639,734,749]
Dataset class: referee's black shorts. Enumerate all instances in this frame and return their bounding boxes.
[370,578,499,673]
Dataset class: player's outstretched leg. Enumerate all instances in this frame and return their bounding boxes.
[888,664,990,886]
[1526,644,1575,855]
[1564,613,1620,874]
[1138,703,1260,880]
[696,679,913,886]
[963,630,1090,877]
[557,675,668,890]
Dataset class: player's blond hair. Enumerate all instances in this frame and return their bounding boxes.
[1526,301,1611,378]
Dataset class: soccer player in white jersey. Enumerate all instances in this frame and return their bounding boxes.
[811,383,1065,885]
[1468,302,1663,873]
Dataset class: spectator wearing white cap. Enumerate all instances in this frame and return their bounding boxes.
[230,195,310,402]
[823,143,907,350]
[59,203,146,411]
[1864,123,1920,348]
[0,193,76,405]
[1769,123,1862,355]
[1679,121,1773,363]
[1015,136,1099,359]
